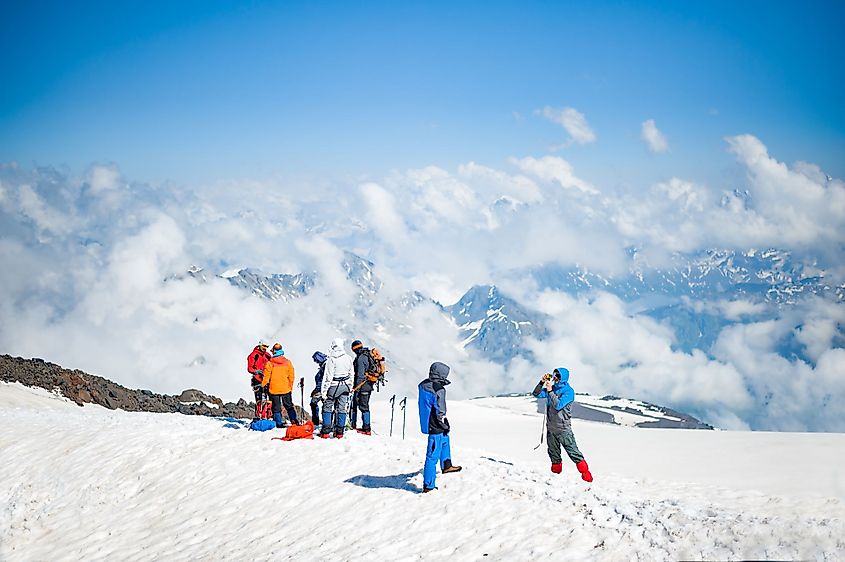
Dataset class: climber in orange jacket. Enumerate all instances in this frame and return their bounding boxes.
[263,343,298,427]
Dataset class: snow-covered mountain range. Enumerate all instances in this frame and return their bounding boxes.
[198,247,844,366]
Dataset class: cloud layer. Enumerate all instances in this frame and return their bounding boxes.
[1,133,843,431]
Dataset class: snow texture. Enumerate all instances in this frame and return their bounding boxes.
[1,382,843,561]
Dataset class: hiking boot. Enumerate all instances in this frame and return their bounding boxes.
[335,432,344,439]
[319,433,331,439]
[442,459,462,473]
[422,486,436,493]
[576,460,593,482]
[356,429,372,435]
[551,462,563,474]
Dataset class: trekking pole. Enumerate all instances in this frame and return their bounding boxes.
[399,397,407,440]
[390,394,397,436]
[533,415,546,450]
[299,378,305,421]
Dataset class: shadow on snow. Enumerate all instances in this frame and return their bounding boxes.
[344,470,422,493]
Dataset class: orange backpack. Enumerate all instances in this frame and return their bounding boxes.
[365,348,387,383]
[274,420,315,441]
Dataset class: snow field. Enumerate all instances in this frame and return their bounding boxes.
[1,382,843,561]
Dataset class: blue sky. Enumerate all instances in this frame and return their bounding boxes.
[1,0,843,186]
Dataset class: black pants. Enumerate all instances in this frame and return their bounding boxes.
[356,391,371,430]
[252,382,266,419]
[310,390,321,424]
[270,392,298,424]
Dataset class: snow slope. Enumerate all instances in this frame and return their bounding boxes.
[1,383,843,561]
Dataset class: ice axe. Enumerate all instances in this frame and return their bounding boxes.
[299,377,305,421]
[389,394,397,436]
[399,396,407,440]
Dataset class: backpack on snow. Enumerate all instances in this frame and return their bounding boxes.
[249,419,276,431]
[275,420,315,441]
[364,348,387,383]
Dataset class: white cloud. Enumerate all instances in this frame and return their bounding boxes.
[359,182,408,248]
[1,138,844,431]
[641,119,669,153]
[510,155,598,195]
[538,106,597,145]
[88,164,122,194]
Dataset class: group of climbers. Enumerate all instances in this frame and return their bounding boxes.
[247,341,300,427]
[246,339,593,492]
[247,337,385,439]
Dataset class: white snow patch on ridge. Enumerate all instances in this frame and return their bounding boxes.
[1,382,843,561]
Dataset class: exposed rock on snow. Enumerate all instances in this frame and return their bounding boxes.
[0,355,254,418]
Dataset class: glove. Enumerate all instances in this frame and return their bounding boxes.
[442,416,451,435]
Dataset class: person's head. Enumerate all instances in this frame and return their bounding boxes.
[272,343,284,357]
[428,361,450,382]
[331,338,344,351]
[257,340,269,352]
[351,340,364,354]
[312,351,327,364]
[552,368,570,384]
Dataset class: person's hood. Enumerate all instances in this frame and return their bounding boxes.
[331,338,344,351]
[272,348,285,358]
[428,362,451,384]
[312,351,327,364]
[553,367,570,384]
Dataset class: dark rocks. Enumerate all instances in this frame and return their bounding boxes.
[0,354,254,419]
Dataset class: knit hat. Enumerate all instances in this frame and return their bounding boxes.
[351,340,363,351]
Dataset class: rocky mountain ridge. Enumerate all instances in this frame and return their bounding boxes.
[0,355,258,419]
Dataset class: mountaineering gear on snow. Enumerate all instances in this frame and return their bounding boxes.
[320,339,354,436]
[418,362,451,435]
[419,362,459,491]
[576,459,593,482]
[276,420,315,441]
[389,394,396,437]
[400,396,407,439]
[533,414,546,450]
[299,377,305,419]
[249,419,276,431]
[551,463,563,474]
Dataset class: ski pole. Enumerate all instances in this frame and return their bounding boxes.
[299,377,305,421]
[534,415,546,450]
[399,397,407,440]
[390,394,397,436]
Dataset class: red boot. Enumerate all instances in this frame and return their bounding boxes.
[576,460,593,482]
[551,462,562,474]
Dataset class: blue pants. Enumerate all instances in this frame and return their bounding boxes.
[423,433,452,489]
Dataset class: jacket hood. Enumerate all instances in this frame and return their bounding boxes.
[428,362,451,383]
[331,338,344,351]
[272,348,285,358]
[553,367,570,383]
[269,354,288,363]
